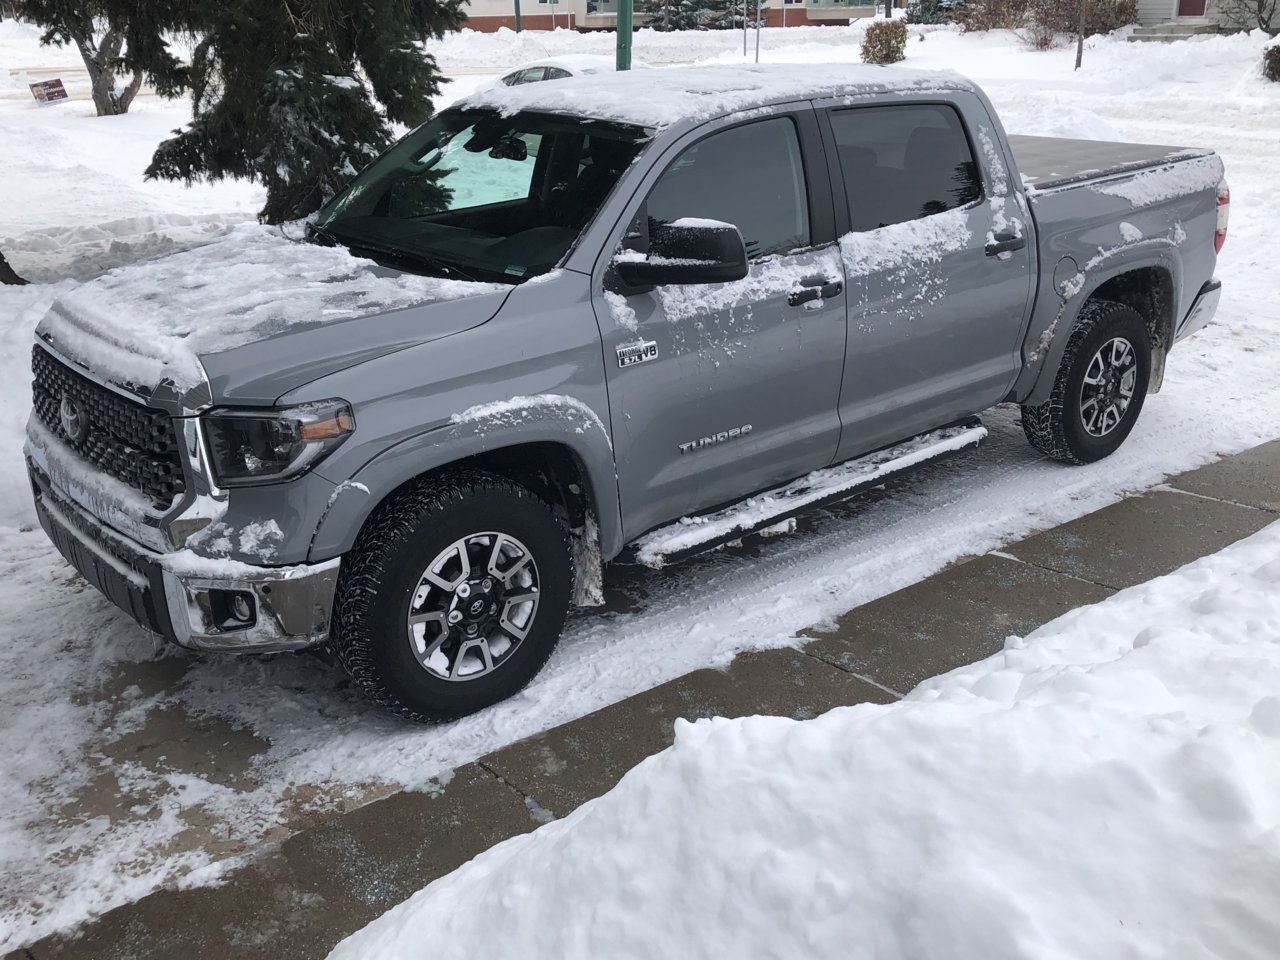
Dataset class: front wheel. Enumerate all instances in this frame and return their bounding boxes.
[1021,300,1152,465]
[332,471,573,722]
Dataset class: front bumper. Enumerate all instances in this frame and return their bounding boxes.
[30,458,339,653]
[1175,278,1222,343]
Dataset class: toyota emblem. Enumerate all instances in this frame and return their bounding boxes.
[59,394,87,443]
[469,599,486,616]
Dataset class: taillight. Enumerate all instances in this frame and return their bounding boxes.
[1215,181,1230,253]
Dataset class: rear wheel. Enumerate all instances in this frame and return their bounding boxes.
[1021,300,1152,465]
[332,471,573,722]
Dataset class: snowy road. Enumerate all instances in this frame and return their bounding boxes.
[1,21,1278,952]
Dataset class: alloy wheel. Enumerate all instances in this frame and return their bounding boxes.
[406,532,541,682]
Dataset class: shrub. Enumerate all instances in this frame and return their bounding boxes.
[862,19,909,64]
[1265,42,1280,82]
[956,0,1027,31]
[905,0,947,24]
[1023,0,1137,44]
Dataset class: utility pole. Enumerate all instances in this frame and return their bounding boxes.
[617,0,633,70]
[754,0,761,62]
[514,0,522,32]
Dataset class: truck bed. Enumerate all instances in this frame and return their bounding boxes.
[1008,134,1214,192]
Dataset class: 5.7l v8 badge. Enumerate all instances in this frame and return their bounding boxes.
[617,340,658,367]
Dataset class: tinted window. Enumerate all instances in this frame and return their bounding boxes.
[829,104,981,233]
[544,66,574,80]
[646,117,810,259]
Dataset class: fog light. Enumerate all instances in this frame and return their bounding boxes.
[231,593,254,623]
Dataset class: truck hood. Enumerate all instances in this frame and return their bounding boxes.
[35,224,510,409]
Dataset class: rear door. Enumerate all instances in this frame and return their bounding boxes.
[817,96,1035,459]
[592,108,847,540]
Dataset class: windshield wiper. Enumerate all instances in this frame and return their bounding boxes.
[308,224,479,283]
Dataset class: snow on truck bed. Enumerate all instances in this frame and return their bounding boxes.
[458,62,978,129]
[36,225,503,394]
[331,521,1280,960]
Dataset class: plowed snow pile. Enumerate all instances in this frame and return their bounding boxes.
[332,522,1280,960]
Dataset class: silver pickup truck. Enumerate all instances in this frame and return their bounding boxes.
[25,64,1227,720]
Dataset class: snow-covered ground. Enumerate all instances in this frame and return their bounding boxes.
[1,16,1278,952]
[330,520,1280,960]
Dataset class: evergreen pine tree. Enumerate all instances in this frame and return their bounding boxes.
[131,0,465,224]
[701,0,762,31]
[639,0,707,31]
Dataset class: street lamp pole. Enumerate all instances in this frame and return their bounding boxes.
[514,0,522,32]
[617,0,633,70]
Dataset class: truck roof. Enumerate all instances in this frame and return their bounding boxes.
[456,63,981,131]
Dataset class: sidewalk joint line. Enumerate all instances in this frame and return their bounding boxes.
[476,760,560,823]
[1157,482,1276,514]
[993,556,1120,593]
[797,647,905,699]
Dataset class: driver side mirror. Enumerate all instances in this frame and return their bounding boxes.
[613,220,749,288]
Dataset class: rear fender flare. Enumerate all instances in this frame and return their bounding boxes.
[1018,244,1182,407]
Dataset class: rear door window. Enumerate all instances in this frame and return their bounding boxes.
[646,117,811,260]
[828,104,981,233]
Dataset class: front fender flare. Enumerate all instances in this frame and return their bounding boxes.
[308,394,621,563]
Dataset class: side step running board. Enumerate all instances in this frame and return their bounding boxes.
[620,419,987,568]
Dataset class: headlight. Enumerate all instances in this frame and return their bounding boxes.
[202,400,355,487]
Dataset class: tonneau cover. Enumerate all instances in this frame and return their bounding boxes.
[1008,134,1214,191]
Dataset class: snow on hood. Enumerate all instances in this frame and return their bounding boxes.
[36,224,505,396]
[459,63,978,130]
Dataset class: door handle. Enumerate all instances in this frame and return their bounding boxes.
[985,231,1027,257]
[788,276,844,307]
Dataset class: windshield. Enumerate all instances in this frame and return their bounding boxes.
[315,109,651,284]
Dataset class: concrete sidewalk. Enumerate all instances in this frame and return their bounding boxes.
[13,439,1279,960]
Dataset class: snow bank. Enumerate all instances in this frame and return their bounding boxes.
[37,224,504,392]
[332,521,1280,960]
[1,213,246,284]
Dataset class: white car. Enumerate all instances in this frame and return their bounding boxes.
[496,54,649,87]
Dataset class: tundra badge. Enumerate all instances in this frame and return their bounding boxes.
[617,340,658,367]
[678,425,753,454]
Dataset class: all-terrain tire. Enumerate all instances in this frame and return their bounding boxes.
[332,470,573,722]
[1021,300,1152,465]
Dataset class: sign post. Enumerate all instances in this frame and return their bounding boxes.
[616,0,633,71]
[514,0,522,32]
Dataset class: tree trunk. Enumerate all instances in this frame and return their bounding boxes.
[0,251,26,286]
[1075,0,1086,71]
[884,0,892,17]
[74,27,135,117]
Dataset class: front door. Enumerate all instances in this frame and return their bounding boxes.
[595,111,847,540]
[820,98,1034,459]
[1177,0,1207,16]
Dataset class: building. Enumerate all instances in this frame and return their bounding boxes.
[1135,0,1227,27]
[459,0,884,33]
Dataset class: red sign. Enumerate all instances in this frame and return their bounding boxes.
[30,79,70,106]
